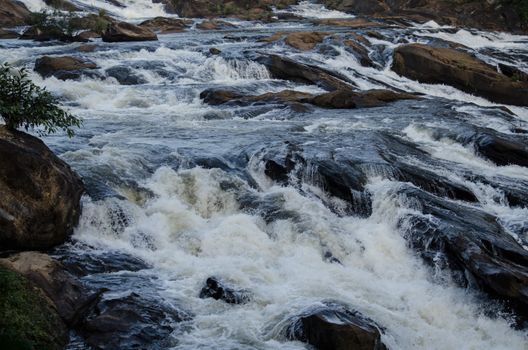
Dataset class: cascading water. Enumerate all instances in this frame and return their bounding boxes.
[2,0,528,348]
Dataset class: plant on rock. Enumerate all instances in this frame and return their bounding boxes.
[0,63,81,137]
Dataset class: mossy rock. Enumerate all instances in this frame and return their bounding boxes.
[0,266,68,350]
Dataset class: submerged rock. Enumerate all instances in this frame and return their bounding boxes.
[199,277,251,304]
[0,127,84,250]
[197,19,236,30]
[0,252,98,326]
[0,264,68,350]
[392,44,528,106]
[102,22,158,42]
[79,292,189,349]
[106,66,147,85]
[286,303,387,350]
[34,55,98,80]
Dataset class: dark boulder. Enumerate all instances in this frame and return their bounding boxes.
[79,292,189,349]
[0,127,84,250]
[0,252,98,326]
[472,132,528,167]
[209,47,221,55]
[196,19,236,30]
[0,264,68,350]
[257,54,355,91]
[286,303,387,350]
[199,277,251,304]
[34,55,98,80]
[392,44,528,106]
[102,21,158,42]
[106,66,147,85]
[309,89,417,108]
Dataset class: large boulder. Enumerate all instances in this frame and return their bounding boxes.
[0,252,98,326]
[34,55,98,80]
[0,127,84,250]
[0,264,68,350]
[286,304,387,350]
[0,0,30,27]
[102,22,158,42]
[199,277,251,304]
[284,31,329,51]
[257,55,355,91]
[196,19,236,30]
[392,44,528,106]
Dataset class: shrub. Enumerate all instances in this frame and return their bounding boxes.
[0,63,81,137]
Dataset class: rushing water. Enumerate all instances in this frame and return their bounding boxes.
[2,1,528,349]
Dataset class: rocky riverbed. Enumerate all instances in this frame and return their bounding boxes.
[0,0,527,349]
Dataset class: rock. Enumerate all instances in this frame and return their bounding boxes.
[105,66,147,85]
[44,0,80,11]
[499,63,528,82]
[79,292,189,349]
[69,13,115,33]
[284,31,329,50]
[196,19,236,30]
[20,25,83,42]
[76,30,100,40]
[313,17,383,28]
[0,0,30,27]
[199,277,251,304]
[257,54,355,91]
[286,303,387,350]
[200,88,243,105]
[0,252,98,326]
[0,28,18,39]
[157,0,297,21]
[320,0,527,33]
[34,55,98,80]
[102,21,158,42]
[0,265,68,350]
[366,31,386,40]
[343,38,373,66]
[78,44,97,52]
[209,47,221,55]
[401,186,528,322]
[139,16,192,33]
[309,89,417,108]
[0,127,84,250]
[392,44,528,106]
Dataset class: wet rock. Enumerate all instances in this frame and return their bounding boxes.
[392,44,528,106]
[0,0,30,27]
[401,186,528,321]
[79,292,189,349]
[199,277,251,304]
[309,89,418,108]
[139,16,192,33]
[499,63,528,82]
[0,252,98,326]
[106,66,147,85]
[20,25,85,42]
[0,264,68,350]
[44,0,80,11]
[257,54,355,91]
[313,17,383,28]
[209,47,221,55]
[286,303,387,350]
[0,28,19,39]
[69,13,115,33]
[196,19,236,30]
[284,31,329,51]
[200,88,243,105]
[344,38,373,66]
[35,55,98,80]
[0,127,84,250]
[76,30,100,40]
[472,132,528,167]
[102,21,158,42]
[366,31,386,40]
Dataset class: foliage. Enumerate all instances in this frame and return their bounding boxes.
[0,63,81,137]
[27,9,79,37]
[0,267,64,350]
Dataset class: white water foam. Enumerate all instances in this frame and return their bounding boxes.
[274,0,355,19]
